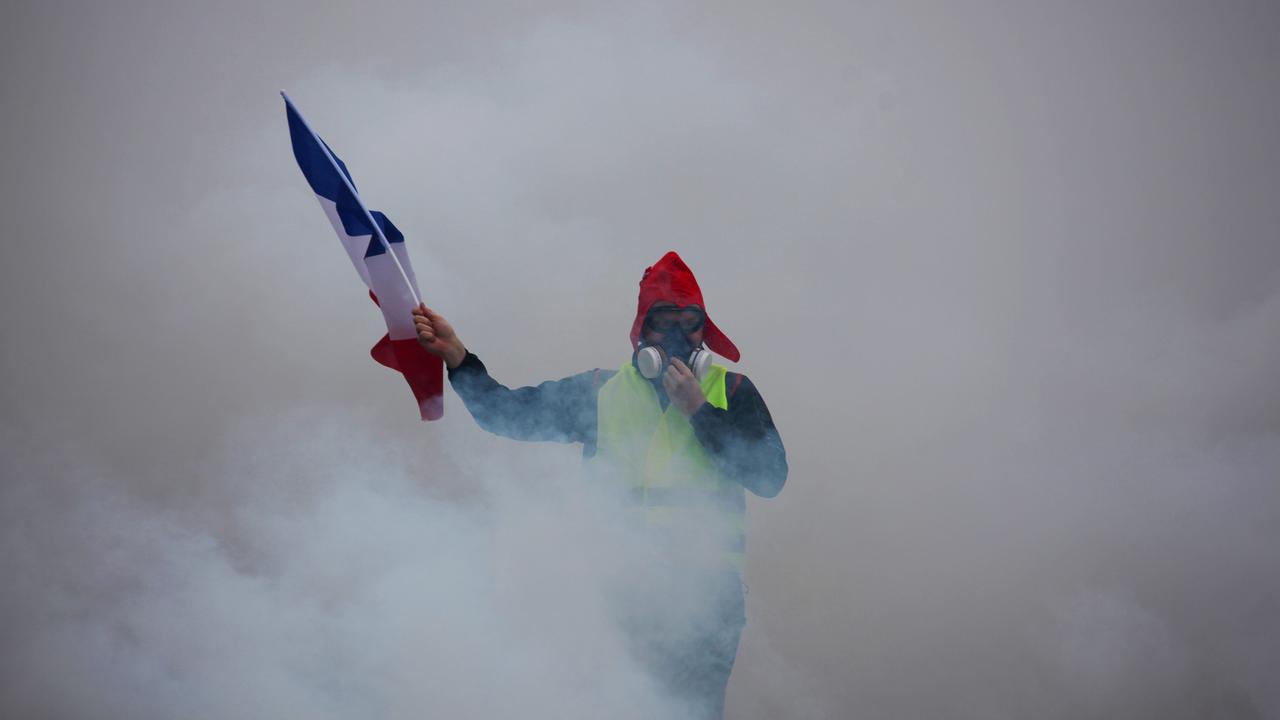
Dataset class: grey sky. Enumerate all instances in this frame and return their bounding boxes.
[3,1,1279,718]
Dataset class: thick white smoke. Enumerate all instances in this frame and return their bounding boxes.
[3,2,1280,718]
[0,414,720,719]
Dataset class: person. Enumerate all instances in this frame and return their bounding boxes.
[411,251,787,718]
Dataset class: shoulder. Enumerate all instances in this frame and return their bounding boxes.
[589,367,619,390]
[723,371,753,399]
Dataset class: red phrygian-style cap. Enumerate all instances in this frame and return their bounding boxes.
[629,251,740,362]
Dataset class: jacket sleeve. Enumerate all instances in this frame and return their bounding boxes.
[688,374,788,498]
[447,351,600,445]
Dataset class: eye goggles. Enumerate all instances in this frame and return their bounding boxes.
[644,305,706,333]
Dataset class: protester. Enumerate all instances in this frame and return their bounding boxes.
[412,251,787,718]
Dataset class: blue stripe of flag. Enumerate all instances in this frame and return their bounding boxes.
[285,101,404,249]
[363,212,404,258]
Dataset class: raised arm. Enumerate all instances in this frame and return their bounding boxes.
[447,353,599,444]
[412,304,600,444]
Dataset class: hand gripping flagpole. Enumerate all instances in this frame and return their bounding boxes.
[280,91,421,308]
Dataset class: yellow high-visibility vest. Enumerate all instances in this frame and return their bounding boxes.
[594,363,746,572]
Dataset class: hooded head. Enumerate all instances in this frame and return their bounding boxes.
[629,251,740,362]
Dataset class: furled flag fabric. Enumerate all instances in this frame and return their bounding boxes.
[284,96,443,420]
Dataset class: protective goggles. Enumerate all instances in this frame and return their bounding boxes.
[644,305,706,333]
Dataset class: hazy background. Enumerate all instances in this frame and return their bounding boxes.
[3,1,1279,718]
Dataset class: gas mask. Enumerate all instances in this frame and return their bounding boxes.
[633,304,713,381]
[634,333,713,381]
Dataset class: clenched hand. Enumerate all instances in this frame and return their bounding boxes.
[664,358,707,416]
[411,303,467,369]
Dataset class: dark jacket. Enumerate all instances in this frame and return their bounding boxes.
[448,352,787,498]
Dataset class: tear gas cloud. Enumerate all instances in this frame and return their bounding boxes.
[2,2,1279,718]
[1,415,725,719]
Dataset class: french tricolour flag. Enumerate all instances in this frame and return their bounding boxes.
[283,92,443,420]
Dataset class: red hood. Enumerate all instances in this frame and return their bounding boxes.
[629,251,740,362]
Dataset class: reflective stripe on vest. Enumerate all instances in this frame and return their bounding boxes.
[593,362,746,571]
